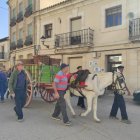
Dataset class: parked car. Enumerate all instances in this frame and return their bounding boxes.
[133,90,140,103]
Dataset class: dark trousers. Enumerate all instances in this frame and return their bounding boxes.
[14,89,26,119]
[110,92,128,120]
[52,90,69,123]
[77,97,85,108]
[0,91,5,101]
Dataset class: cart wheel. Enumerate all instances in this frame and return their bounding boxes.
[40,88,56,102]
[24,70,33,107]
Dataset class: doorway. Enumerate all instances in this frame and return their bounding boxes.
[69,57,82,73]
[107,54,122,72]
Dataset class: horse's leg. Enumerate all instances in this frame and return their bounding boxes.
[93,96,101,123]
[65,91,76,117]
[80,94,93,117]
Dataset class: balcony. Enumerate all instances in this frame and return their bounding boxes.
[24,35,33,46]
[17,12,23,23]
[129,18,140,41]
[17,39,23,48]
[10,17,16,27]
[10,42,17,50]
[55,28,94,48]
[24,4,32,18]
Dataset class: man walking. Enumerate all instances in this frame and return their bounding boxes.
[0,67,8,103]
[52,63,71,126]
[9,61,28,122]
[110,66,131,124]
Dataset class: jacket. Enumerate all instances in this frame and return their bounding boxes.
[8,69,28,94]
[0,71,8,93]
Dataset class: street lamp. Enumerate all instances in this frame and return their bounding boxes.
[40,36,49,49]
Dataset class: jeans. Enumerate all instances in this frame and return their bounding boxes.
[110,91,128,120]
[0,91,5,101]
[0,87,7,101]
[14,89,27,119]
[52,90,69,123]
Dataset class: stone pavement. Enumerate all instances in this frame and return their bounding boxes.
[0,95,140,140]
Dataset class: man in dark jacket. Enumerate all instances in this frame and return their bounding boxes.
[0,67,8,103]
[9,61,28,122]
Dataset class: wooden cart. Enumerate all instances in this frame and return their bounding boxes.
[22,55,60,107]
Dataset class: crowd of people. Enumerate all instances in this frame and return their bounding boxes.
[0,61,131,126]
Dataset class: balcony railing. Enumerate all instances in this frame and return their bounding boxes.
[17,39,23,48]
[10,42,17,50]
[10,17,16,27]
[129,18,140,41]
[55,28,94,48]
[24,35,33,46]
[24,4,33,18]
[17,12,23,23]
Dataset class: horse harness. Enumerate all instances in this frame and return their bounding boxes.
[69,74,98,98]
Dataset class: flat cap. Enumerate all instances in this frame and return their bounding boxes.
[117,65,124,69]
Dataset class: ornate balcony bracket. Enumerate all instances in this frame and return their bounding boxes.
[24,5,33,18]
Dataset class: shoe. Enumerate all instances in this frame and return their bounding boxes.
[64,121,71,126]
[121,119,131,124]
[109,116,119,120]
[17,118,24,122]
[51,116,61,121]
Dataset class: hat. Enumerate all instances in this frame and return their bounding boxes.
[77,66,82,70]
[117,65,124,69]
[60,63,69,70]
[16,61,24,66]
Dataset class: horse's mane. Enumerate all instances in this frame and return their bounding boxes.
[76,70,91,83]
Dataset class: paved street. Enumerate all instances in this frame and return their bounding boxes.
[0,95,140,140]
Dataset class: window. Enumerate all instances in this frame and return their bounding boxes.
[28,23,32,36]
[44,24,52,38]
[19,28,23,39]
[105,5,122,28]
[27,53,33,59]
[12,32,16,42]
[0,46,4,59]
[13,8,16,18]
[28,0,32,5]
[71,17,81,32]
[19,55,23,60]
[19,2,23,13]
[70,17,82,45]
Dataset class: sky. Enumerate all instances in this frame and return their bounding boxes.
[0,0,8,39]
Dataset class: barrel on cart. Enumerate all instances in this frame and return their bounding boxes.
[22,55,61,107]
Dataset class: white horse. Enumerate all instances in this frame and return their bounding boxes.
[64,72,113,122]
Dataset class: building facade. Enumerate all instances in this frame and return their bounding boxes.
[8,0,140,92]
[0,37,10,70]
